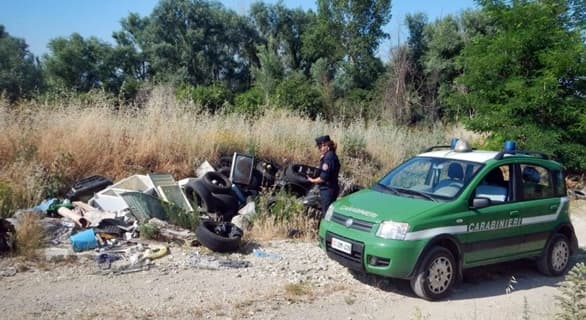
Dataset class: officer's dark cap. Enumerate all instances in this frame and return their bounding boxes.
[315,135,331,146]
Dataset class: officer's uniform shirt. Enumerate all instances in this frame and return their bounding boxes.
[318,150,340,190]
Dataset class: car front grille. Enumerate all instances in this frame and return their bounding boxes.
[331,212,375,232]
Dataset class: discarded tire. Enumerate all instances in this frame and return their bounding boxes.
[195,220,242,253]
[283,164,316,190]
[184,180,214,213]
[211,193,240,220]
[217,167,231,179]
[184,179,240,218]
[201,171,232,194]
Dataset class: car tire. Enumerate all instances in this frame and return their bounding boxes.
[211,193,240,220]
[410,247,456,300]
[284,164,313,187]
[201,171,232,194]
[195,220,242,253]
[184,180,215,213]
[217,167,231,179]
[537,233,571,276]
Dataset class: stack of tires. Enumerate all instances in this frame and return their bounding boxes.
[183,171,239,221]
[187,155,281,254]
[184,171,244,253]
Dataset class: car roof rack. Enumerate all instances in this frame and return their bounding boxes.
[494,150,550,160]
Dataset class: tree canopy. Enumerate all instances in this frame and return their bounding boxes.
[452,0,586,171]
[44,33,121,93]
[115,0,259,89]
[1,0,585,171]
[0,25,42,101]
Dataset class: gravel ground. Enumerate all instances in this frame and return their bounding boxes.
[1,204,585,320]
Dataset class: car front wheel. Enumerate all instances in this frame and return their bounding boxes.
[410,247,456,300]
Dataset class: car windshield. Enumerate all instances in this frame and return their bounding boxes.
[375,156,483,200]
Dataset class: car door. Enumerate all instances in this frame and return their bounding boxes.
[459,164,527,266]
[513,163,566,256]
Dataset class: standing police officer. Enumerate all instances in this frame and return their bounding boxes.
[308,135,340,218]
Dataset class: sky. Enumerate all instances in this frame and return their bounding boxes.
[0,0,477,59]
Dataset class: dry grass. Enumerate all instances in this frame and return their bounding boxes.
[0,87,479,212]
[284,282,314,299]
[15,211,43,259]
[247,214,319,241]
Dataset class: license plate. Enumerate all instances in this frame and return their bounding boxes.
[331,237,352,254]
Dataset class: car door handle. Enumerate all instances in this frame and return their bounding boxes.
[549,205,558,210]
[509,210,520,216]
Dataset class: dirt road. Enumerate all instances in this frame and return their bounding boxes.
[1,204,585,320]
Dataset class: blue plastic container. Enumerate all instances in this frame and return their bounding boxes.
[70,228,97,252]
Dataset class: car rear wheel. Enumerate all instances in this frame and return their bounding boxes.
[537,233,571,276]
[410,247,456,300]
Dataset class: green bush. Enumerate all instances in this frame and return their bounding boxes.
[138,223,160,240]
[232,87,265,117]
[163,202,199,231]
[118,78,140,103]
[556,262,586,320]
[274,72,324,119]
[0,182,15,218]
[177,84,233,113]
[256,189,305,223]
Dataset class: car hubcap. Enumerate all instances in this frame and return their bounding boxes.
[427,256,453,293]
[551,240,569,272]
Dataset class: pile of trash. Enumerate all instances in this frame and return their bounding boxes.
[0,152,362,273]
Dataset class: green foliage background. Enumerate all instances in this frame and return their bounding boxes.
[0,0,584,171]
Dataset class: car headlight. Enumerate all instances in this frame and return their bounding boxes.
[376,221,409,240]
[323,205,334,221]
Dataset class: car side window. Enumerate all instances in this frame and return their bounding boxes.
[520,164,554,200]
[475,166,509,203]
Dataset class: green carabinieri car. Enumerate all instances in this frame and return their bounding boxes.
[318,139,578,300]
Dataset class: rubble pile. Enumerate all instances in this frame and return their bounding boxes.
[0,153,363,281]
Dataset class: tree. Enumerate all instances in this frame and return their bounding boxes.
[116,0,259,89]
[112,13,150,82]
[383,13,429,125]
[250,1,316,74]
[303,0,391,90]
[0,25,42,102]
[274,71,323,118]
[43,33,121,93]
[452,0,586,172]
[405,13,428,85]
[252,41,284,104]
[421,15,465,121]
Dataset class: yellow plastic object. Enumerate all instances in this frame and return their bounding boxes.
[143,245,168,260]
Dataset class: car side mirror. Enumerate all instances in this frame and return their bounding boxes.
[471,197,491,209]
